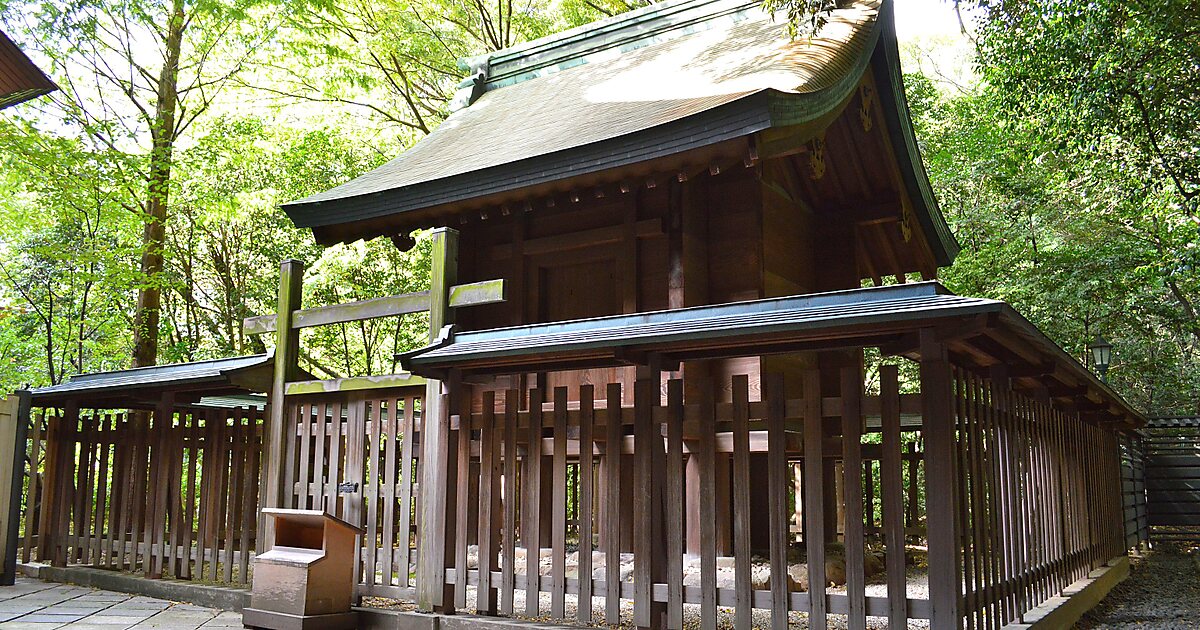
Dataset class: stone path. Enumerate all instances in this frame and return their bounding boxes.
[0,578,241,629]
[1081,546,1200,629]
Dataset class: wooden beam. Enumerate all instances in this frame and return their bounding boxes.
[448,279,506,308]
[489,218,663,259]
[294,292,431,329]
[242,279,505,335]
[0,391,30,585]
[920,329,963,628]
[284,373,426,395]
[417,227,459,612]
[261,259,304,549]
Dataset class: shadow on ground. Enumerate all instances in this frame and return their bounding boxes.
[1078,544,1200,629]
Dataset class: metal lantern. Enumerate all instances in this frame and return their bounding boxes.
[1088,335,1113,382]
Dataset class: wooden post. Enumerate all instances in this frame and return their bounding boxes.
[261,259,304,551]
[920,329,962,629]
[417,227,459,612]
[1,391,31,585]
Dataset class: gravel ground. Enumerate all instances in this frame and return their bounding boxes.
[1079,545,1200,629]
[366,551,933,629]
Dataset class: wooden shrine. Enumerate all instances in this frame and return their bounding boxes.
[7,0,1147,629]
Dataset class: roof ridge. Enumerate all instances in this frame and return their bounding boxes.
[454,0,762,103]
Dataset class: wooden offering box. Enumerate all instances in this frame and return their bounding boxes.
[243,509,364,630]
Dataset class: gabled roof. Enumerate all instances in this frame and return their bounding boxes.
[0,29,55,109]
[29,354,277,407]
[283,0,957,264]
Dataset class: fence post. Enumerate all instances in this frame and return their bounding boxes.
[1,391,30,585]
[418,227,459,612]
[261,259,304,550]
[920,329,963,629]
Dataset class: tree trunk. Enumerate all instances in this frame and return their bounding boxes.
[131,0,185,368]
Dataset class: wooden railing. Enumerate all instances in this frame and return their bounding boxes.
[428,368,936,629]
[280,385,426,600]
[950,368,1125,629]
[20,405,263,585]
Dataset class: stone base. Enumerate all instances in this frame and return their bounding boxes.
[242,607,359,630]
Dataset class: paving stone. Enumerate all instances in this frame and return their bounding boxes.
[40,605,113,615]
[91,608,155,617]
[0,622,69,629]
[0,600,50,614]
[68,615,152,625]
[72,595,130,603]
[49,625,136,630]
[91,608,155,618]
[17,613,90,623]
[104,601,172,611]
[167,604,216,612]
[16,593,77,604]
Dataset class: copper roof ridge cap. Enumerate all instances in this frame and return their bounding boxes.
[465,0,750,70]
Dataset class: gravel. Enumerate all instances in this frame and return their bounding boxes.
[1079,544,1200,630]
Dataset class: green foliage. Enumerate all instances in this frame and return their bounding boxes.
[908,68,1200,413]
[759,0,839,38]
[973,0,1200,215]
[0,0,1195,419]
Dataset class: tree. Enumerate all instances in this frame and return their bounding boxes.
[972,0,1200,215]
[0,119,141,385]
[2,0,275,367]
[906,69,1200,414]
[256,0,635,140]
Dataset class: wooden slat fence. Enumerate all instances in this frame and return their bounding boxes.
[436,370,932,629]
[950,368,1127,629]
[1119,433,1148,549]
[19,405,262,585]
[1143,418,1200,543]
[280,386,425,600]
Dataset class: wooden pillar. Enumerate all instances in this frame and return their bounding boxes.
[417,227,459,612]
[261,259,303,550]
[1,391,30,585]
[920,329,963,629]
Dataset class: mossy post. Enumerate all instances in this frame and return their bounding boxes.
[261,259,304,550]
[418,227,459,612]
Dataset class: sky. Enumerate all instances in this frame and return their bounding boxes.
[893,0,979,90]
[894,0,970,42]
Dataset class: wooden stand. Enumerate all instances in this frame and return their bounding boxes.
[245,509,364,630]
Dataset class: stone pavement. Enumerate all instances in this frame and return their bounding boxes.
[0,577,241,629]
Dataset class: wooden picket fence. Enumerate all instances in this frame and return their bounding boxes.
[950,368,1125,629]
[279,386,426,600]
[20,405,263,585]
[412,365,1127,629]
[433,369,930,629]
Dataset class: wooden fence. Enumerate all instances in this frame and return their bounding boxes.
[1119,432,1148,549]
[949,368,1125,629]
[435,371,902,629]
[413,364,1127,629]
[19,405,263,586]
[279,386,426,600]
[1143,417,1200,542]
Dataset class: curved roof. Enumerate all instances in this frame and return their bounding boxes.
[0,29,56,109]
[283,0,957,263]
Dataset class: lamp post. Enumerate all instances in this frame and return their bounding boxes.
[1088,335,1113,383]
